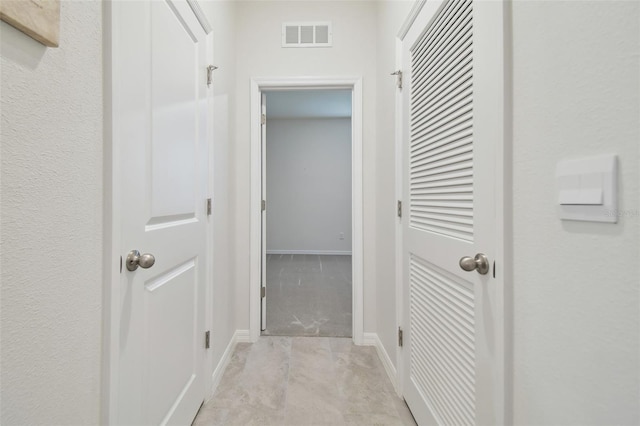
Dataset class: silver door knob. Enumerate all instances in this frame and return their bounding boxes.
[459,253,489,275]
[126,250,155,271]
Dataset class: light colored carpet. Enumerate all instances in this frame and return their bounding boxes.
[193,337,417,426]
[263,254,352,337]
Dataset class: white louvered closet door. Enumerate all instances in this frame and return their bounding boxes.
[400,0,506,424]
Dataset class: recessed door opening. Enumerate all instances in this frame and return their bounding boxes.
[250,77,363,344]
[261,89,353,337]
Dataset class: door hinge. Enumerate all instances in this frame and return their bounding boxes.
[206,198,212,216]
[391,70,403,89]
[261,199,266,211]
[205,330,210,349]
[206,65,218,87]
[261,113,266,125]
[398,327,403,347]
[261,286,266,298]
[397,200,402,218]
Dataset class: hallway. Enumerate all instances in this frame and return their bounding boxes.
[2,0,639,424]
[193,337,416,425]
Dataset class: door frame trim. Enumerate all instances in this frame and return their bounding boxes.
[102,1,214,423]
[393,36,405,398]
[249,76,364,344]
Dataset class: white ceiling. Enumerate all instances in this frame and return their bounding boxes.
[265,89,352,119]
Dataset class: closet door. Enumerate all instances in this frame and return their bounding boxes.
[400,0,508,424]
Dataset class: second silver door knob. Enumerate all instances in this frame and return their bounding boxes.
[459,253,489,275]
[126,249,156,271]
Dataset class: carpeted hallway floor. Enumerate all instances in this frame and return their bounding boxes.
[263,254,352,337]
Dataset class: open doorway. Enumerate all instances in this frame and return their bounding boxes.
[250,77,363,344]
[262,90,353,337]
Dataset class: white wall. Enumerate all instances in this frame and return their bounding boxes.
[266,118,352,254]
[233,1,378,331]
[203,0,238,389]
[511,1,640,423]
[0,2,103,424]
[375,0,414,370]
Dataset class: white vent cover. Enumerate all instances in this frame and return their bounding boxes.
[282,22,332,47]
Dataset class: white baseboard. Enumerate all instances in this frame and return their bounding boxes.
[362,332,377,346]
[266,250,352,256]
[363,332,398,394]
[234,329,252,343]
[209,330,252,397]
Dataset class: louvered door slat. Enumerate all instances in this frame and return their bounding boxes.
[418,347,475,420]
[412,323,476,404]
[410,254,476,425]
[410,130,472,161]
[412,156,473,181]
[412,143,473,171]
[411,139,472,170]
[412,83,473,132]
[410,175,472,189]
[411,309,475,379]
[411,321,474,422]
[410,0,474,243]
[417,344,475,421]
[411,347,472,425]
[413,214,473,229]
[412,97,472,140]
[410,350,463,426]
[410,2,472,88]
[411,16,472,90]
[415,74,471,119]
[411,217,473,238]
[411,207,472,221]
[415,9,472,78]
[410,169,473,187]
[411,162,472,180]
[411,51,472,112]
[412,67,472,119]
[411,273,475,337]
[411,110,473,151]
[410,205,472,217]
[415,186,473,196]
[411,0,469,69]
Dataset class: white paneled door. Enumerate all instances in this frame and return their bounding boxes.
[401,0,506,424]
[112,0,211,424]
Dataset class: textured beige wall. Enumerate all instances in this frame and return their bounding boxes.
[512,1,640,423]
[1,1,103,424]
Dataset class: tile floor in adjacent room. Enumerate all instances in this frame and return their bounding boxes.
[263,254,352,337]
[193,337,416,426]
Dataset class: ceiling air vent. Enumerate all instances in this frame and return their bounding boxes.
[282,22,332,48]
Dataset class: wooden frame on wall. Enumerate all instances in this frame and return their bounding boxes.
[0,0,60,47]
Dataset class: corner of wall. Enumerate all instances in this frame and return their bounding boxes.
[363,332,400,396]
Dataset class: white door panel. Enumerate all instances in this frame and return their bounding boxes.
[113,0,211,424]
[150,1,199,219]
[401,0,506,424]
